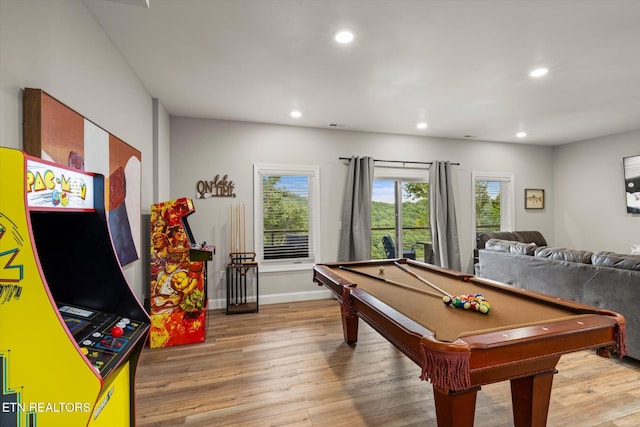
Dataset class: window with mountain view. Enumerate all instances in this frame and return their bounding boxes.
[371,178,430,261]
[254,164,320,270]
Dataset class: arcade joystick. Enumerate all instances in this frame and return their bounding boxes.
[109,325,124,348]
[111,326,124,338]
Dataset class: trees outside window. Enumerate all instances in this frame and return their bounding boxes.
[371,179,430,260]
[254,164,319,271]
[472,172,514,237]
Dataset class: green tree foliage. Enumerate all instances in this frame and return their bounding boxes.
[262,177,465,262]
[475,181,501,231]
[404,182,429,202]
[262,176,308,245]
[371,182,431,260]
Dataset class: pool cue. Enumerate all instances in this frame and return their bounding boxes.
[338,266,442,299]
[229,204,233,254]
[393,262,450,297]
[242,203,246,303]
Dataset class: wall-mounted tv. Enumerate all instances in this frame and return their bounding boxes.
[624,154,640,213]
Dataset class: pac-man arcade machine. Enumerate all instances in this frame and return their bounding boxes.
[0,147,149,426]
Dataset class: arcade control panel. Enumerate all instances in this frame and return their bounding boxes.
[58,304,149,377]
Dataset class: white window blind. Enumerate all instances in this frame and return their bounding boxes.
[472,172,515,236]
[254,164,320,269]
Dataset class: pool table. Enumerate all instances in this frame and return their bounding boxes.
[313,258,627,427]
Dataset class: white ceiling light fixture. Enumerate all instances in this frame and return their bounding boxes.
[416,122,428,130]
[529,67,549,78]
[290,110,302,119]
[516,131,527,138]
[335,30,355,44]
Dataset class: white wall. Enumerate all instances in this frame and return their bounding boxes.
[10,0,634,308]
[170,117,556,307]
[0,0,158,301]
[554,129,640,253]
[152,98,172,203]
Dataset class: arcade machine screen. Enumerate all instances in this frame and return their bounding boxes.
[30,211,148,376]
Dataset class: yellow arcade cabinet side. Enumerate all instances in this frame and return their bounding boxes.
[0,147,150,427]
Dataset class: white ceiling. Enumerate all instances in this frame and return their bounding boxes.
[83,0,640,146]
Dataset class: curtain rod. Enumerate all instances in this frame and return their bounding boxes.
[339,157,460,166]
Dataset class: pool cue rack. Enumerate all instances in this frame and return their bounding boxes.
[226,252,259,314]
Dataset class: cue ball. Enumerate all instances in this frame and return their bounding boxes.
[379,266,385,274]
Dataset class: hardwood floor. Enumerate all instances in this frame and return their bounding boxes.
[135,299,640,426]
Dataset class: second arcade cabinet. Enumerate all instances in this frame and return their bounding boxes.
[149,198,213,348]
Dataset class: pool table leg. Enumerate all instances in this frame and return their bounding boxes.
[341,308,359,345]
[510,370,556,427]
[433,385,480,427]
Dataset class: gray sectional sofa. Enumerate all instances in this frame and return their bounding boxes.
[475,231,640,360]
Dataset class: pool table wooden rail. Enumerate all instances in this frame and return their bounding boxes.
[313,259,468,366]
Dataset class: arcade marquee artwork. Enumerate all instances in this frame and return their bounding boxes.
[0,147,149,426]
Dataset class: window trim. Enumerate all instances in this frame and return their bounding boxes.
[253,163,321,273]
[471,171,515,247]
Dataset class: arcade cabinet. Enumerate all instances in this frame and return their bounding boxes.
[149,198,213,348]
[0,147,149,427]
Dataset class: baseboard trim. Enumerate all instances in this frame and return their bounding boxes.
[208,289,334,310]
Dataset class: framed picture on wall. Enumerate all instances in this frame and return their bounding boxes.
[525,189,544,209]
[624,155,640,213]
[23,88,142,266]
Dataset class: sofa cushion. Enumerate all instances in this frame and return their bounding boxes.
[512,231,547,247]
[476,230,546,250]
[485,238,537,255]
[476,232,517,250]
[591,251,640,271]
[534,247,593,264]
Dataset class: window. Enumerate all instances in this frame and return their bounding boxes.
[472,172,514,239]
[371,167,430,261]
[254,164,320,271]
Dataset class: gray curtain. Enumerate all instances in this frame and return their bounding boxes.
[429,161,461,271]
[338,156,375,261]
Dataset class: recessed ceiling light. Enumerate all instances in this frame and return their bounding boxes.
[290,110,302,118]
[529,67,549,78]
[335,30,354,44]
[516,131,527,138]
[416,122,428,130]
